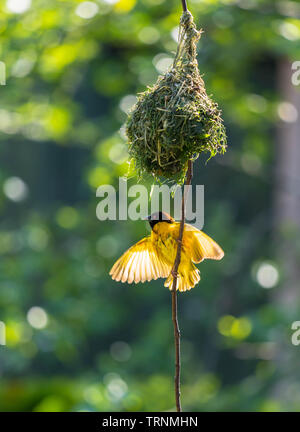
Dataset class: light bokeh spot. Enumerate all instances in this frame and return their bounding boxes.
[114,0,136,13]
[11,58,35,78]
[75,2,99,19]
[218,315,252,340]
[138,27,160,44]
[278,102,298,123]
[56,207,79,229]
[110,341,132,362]
[240,153,262,175]
[96,235,119,258]
[6,0,31,14]
[246,94,267,113]
[27,307,48,329]
[153,54,173,74]
[119,95,137,114]
[27,227,49,251]
[279,21,300,41]
[256,262,279,289]
[3,177,28,202]
[108,143,128,164]
[105,375,128,400]
[83,385,104,405]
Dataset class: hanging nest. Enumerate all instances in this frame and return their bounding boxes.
[126,11,227,184]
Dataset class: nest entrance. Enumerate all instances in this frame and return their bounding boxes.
[126,11,227,184]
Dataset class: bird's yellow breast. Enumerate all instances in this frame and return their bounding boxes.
[151,222,188,265]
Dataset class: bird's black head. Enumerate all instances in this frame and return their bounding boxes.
[146,211,174,230]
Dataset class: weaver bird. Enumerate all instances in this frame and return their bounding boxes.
[109,211,224,292]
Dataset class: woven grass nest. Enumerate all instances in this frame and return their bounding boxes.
[126,11,227,184]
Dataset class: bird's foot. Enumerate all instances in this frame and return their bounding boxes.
[171,268,178,279]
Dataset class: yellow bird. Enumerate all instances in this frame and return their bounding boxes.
[109,211,224,292]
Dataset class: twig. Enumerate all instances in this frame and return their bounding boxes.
[181,0,188,12]
[170,0,191,415]
[171,159,193,412]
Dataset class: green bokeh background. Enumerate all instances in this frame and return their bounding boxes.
[0,0,300,412]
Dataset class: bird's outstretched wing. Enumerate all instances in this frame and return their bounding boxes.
[109,237,171,284]
[184,224,224,263]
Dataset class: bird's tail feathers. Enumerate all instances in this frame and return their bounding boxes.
[164,265,200,292]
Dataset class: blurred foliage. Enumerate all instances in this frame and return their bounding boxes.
[0,0,300,412]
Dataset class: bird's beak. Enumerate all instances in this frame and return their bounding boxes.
[143,215,150,221]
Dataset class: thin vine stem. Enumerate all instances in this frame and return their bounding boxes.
[181,0,188,12]
[170,0,190,415]
[171,159,193,412]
